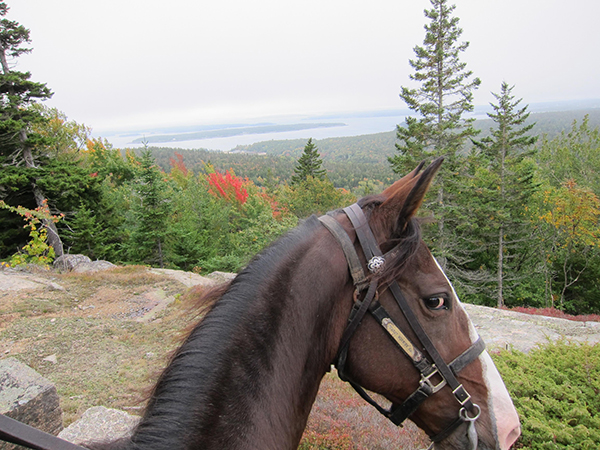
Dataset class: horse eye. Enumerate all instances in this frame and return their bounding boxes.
[424,296,448,310]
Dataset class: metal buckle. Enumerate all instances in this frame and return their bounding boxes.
[420,365,447,394]
[452,384,472,406]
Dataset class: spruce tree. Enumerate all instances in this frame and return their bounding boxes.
[129,149,171,268]
[471,82,538,307]
[291,138,326,184]
[388,0,480,270]
[0,2,64,256]
[390,0,480,171]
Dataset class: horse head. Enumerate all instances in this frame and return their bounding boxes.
[323,157,521,449]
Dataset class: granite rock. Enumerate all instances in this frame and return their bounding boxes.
[0,358,63,450]
[58,406,139,446]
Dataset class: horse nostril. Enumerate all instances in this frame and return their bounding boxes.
[502,423,521,449]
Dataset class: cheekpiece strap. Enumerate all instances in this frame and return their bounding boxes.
[318,214,368,290]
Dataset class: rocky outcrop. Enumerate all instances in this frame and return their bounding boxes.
[72,261,116,273]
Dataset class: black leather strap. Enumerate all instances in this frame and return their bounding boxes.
[336,279,379,380]
[0,414,86,450]
[388,386,432,425]
[449,337,486,376]
[343,204,381,261]
[319,214,368,290]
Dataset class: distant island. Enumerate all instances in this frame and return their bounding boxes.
[131,122,347,144]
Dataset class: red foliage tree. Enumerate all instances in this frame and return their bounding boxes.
[207,169,248,205]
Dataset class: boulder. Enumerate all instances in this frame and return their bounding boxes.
[0,358,63,450]
[58,406,139,446]
[206,271,236,283]
[72,261,116,273]
[53,255,92,272]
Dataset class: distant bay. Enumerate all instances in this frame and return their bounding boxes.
[130,122,347,144]
[102,114,405,151]
[100,100,600,152]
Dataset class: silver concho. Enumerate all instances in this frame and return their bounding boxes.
[367,256,386,274]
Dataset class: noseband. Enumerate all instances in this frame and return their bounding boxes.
[319,204,485,447]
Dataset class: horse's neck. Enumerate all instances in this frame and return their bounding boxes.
[121,255,345,450]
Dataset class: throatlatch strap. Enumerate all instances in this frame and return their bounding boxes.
[336,279,379,380]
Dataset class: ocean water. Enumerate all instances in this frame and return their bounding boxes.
[97,99,600,152]
[101,115,405,152]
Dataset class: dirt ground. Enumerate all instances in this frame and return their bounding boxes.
[0,266,220,424]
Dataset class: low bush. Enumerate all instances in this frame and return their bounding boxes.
[492,340,600,449]
[299,373,428,450]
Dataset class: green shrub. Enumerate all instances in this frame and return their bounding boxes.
[492,340,600,449]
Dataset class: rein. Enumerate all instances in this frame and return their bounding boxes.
[0,413,87,450]
[319,204,485,447]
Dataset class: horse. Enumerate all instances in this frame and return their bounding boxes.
[85,158,520,450]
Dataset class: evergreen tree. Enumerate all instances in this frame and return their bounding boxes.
[469,82,538,307]
[63,202,102,258]
[291,138,326,184]
[389,0,480,172]
[128,149,171,267]
[388,0,480,270]
[0,2,64,256]
[278,176,356,218]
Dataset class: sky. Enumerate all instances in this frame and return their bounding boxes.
[7,0,600,136]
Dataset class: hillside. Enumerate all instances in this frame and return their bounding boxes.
[233,108,600,161]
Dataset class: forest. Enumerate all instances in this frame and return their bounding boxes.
[2,0,600,319]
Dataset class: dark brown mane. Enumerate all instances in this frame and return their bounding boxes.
[87,216,334,450]
[179,281,232,325]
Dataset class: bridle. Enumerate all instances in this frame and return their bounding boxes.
[319,203,485,448]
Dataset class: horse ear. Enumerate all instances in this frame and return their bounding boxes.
[382,157,444,233]
[378,160,427,200]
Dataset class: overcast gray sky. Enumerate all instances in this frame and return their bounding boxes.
[8,0,600,134]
